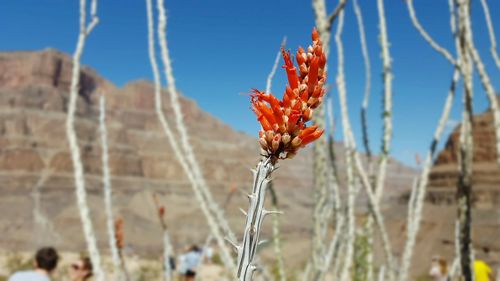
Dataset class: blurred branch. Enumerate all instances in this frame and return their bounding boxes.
[465,21,500,164]
[327,0,348,29]
[156,0,238,246]
[99,95,127,281]
[264,38,287,281]
[406,0,456,65]
[266,37,287,95]
[398,68,460,281]
[353,0,372,161]
[334,11,357,281]
[479,0,500,69]
[374,0,394,202]
[456,0,474,280]
[65,0,104,280]
[309,0,347,278]
[145,0,236,271]
[152,194,173,281]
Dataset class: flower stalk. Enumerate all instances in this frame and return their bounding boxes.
[99,95,128,281]
[239,29,326,281]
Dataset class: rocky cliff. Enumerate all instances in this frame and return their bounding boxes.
[428,99,500,208]
[389,99,500,277]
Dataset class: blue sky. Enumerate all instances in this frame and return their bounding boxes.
[1,0,499,167]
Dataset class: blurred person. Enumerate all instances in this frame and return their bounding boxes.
[69,257,93,281]
[475,247,494,281]
[178,245,202,281]
[8,247,59,281]
[429,255,449,281]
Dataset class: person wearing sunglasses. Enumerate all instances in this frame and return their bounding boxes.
[69,257,93,281]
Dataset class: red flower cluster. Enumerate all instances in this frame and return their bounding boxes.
[251,29,326,159]
[115,217,124,249]
[158,206,165,218]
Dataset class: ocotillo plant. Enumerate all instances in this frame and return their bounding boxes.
[233,29,326,281]
[152,194,174,281]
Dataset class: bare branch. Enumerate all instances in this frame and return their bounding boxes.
[334,12,357,281]
[456,0,474,279]
[265,37,286,95]
[406,0,456,65]
[156,0,238,245]
[464,20,500,164]
[399,68,460,281]
[99,95,125,281]
[145,0,236,271]
[65,0,104,280]
[353,0,372,160]
[479,0,500,69]
[328,0,348,28]
[374,0,393,200]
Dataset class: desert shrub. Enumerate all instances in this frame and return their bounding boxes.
[5,252,32,274]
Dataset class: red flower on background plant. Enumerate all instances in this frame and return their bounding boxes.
[158,206,165,218]
[115,217,124,249]
[251,28,326,160]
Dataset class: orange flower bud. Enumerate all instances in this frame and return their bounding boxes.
[291,136,302,148]
[282,133,291,144]
[272,134,281,152]
[265,130,274,143]
[312,28,320,41]
[259,137,269,150]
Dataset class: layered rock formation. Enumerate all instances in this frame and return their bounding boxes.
[428,100,500,208]
[389,99,500,277]
[0,49,417,268]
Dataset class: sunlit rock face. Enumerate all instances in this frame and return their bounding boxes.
[428,97,500,208]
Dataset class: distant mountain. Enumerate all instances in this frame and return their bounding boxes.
[0,49,416,268]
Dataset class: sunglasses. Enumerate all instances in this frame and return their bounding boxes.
[71,264,83,270]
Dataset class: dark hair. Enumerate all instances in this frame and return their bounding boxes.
[35,247,59,272]
[189,245,201,253]
[81,257,93,279]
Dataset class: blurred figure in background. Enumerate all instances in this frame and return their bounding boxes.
[8,247,59,281]
[178,245,202,281]
[474,247,494,281]
[69,257,93,281]
[429,255,449,281]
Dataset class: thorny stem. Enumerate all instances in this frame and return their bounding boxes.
[99,96,126,281]
[236,158,277,281]
[456,0,474,280]
[65,0,104,280]
[374,0,394,203]
[353,0,372,161]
